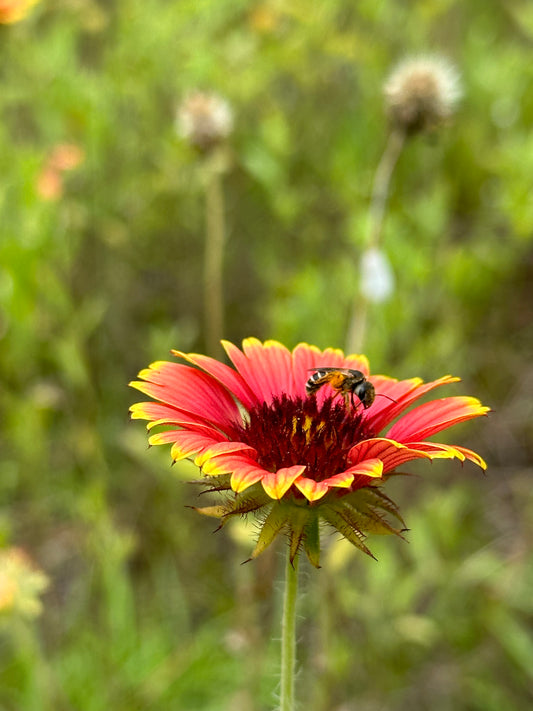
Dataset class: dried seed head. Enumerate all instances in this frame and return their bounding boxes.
[383,55,462,134]
[176,91,234,152]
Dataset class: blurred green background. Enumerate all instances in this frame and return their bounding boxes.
[1,0,532,709]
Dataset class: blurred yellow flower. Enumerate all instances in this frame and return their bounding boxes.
[0,0,39,24]
[0,547,49,619]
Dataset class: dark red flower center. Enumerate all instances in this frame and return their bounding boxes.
[237,394,375,482]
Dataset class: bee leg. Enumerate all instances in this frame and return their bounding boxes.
[351,392,362,411]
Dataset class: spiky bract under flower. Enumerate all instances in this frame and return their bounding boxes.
[130,339,488,566]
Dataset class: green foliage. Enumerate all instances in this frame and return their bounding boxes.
[1,1,532,709]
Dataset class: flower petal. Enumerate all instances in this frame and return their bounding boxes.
[171,349,258,410]
[291,343,327,399]
[261,465,307,500]
[129,401,185,423]
[451,445,487,470]
[294,460,383,502]
[342,457,385,490]
[222,338,295,403]
[194,441,257,467]
[343,457,384,480]
[230,464,268,493]
[148,429,226,462]
[130,361,242,434]
[291,343,370,400]
[387,396,490,443]
[200,451,259,476]
[348,438,430,473]
[344,353,371,376]
[294,477,330,502]
[406,441,487,470]
[130,402,228,438]
[365,375,460,433]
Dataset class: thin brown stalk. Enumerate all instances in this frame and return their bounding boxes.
[204,169,226,357]
[345,127,405,353]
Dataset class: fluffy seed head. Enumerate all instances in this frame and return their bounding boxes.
[360,248,395,303]
[383,55,462,134]
[176,91,234,152]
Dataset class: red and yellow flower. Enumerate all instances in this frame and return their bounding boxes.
[130,339,488,566]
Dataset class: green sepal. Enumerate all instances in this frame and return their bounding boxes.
[321,505,376,560]
[189,504,230,519]
[190,474,233,492]
[249,503,287,560]
[363,488,406,527]
[288,507,313,566]
[344,487,406,528]
[227,490,271,516]
[303,512,321,569]
[343,501,405,538]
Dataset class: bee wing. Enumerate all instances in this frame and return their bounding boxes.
[307,367,363,378]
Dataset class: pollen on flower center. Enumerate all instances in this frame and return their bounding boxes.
[238,394,374,482]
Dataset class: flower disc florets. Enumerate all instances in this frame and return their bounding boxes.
[130,338,488,566]
[240,394,370,484]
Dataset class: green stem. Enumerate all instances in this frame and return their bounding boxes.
[204,168,226,357]
[280,549,299,711]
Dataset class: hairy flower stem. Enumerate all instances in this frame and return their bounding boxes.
[204,168,226,357]
[279,549,299,711]
[346,126,405,353]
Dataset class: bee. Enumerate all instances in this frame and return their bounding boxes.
[306,367,376,410]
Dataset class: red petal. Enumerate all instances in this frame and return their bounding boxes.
[261,465,306,499]
[130,361,241,434]
[406,441,487,470]
[230,465,269,493]
[364,375,460,433]
[171,349,258,410]
[294,460,382,502]
[130,402,226,435]
[194,441,257,467]
[222,339,295,403]
[343,457,385,489]
[387,397,490,443]
[148,429,225,462]
[201,451,260,476]
[291,343,370,400]
[294,477,330,502]
[291,343,328,399]
[344,353,370,376]
[348,438,430,473]
[343,457,384,479]
[130,401,187,423]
